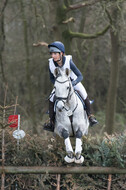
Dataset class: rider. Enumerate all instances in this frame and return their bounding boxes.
[43,41,98,132]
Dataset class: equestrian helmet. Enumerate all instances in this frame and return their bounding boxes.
[48,41,65,53]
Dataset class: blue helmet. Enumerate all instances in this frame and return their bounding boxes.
[48,41,65,53]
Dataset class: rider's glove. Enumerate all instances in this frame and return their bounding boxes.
[72,80,77,86]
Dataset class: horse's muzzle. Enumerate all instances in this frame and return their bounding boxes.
[56,100,65,112]
[58,108,63,112]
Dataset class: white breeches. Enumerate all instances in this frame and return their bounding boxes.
[50,82,87,102]
[74,82,87,100]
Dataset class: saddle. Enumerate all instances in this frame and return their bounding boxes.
[75,90,94,109]
[74,90,86,109]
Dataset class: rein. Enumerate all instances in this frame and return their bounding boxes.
[55,78,78,114]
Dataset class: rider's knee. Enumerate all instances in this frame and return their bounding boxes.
[61,129,69,139]
[76,129,82,138]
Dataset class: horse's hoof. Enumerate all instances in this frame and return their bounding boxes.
[64,151,74,163]
[74,152,84,164]
[64,155,75,163]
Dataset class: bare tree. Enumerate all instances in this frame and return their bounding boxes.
[0,0,125,134]
[20,0,37,134]
[105,4,121,134]
[0,0,8,84]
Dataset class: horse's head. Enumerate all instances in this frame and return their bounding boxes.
[54,68,72,112]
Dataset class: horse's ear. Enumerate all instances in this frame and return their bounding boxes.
[54,68,60,77]
[65,68,70,76]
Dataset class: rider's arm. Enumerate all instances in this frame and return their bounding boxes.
[70,59,83,86]
[49,68,55,84]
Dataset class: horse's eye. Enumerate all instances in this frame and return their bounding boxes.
[67,87,69,90]
[54,86,56,89]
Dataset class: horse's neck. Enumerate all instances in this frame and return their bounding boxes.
[68,90,77,110]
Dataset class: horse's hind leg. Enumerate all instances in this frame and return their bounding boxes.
[75,129,84,164]
[61,129,74,163]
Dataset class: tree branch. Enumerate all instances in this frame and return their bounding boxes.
[0,0,8,15]
[67,0,102,11]
[63,24,110,40]
[62,17,75,24]
[105,8,113,25]
[33,41,48,47]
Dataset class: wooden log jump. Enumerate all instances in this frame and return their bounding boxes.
[0,166,126,174]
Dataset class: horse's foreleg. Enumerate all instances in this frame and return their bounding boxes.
[75,138,82,154]
[75,129,84,164]
[62,129,74,163]
[64,137,73,152]
[62,129,73,152]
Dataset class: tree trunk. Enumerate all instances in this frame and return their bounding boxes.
[0,0,8,84]
[20,0,37,134]
[105,8,120,134]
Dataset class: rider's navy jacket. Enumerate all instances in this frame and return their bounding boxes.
[49,55,83,85]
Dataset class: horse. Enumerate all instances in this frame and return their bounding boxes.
[53,68,89,164]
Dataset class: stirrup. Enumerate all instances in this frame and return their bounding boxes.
[43,122,54,132]
[88,115,98,127]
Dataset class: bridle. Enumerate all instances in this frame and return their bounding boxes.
[54,78,71,101]
[54,78,78,113]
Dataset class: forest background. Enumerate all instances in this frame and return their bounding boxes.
[0,0,126,136]
[0,0,126,189]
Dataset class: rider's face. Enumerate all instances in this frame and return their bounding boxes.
[50,52,62,62]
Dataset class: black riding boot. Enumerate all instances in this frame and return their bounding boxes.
[43,101,55,132]
[84,96,98,126]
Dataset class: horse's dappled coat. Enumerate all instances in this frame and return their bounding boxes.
[54,68,89,163]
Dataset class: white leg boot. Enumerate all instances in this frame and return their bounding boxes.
[75,138,84,164]
[64,137,74,163]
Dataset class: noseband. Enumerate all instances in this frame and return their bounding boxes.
[54,79,71,101]
[54,78,72,112]
[54,78,78,114]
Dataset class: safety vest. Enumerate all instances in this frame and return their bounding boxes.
[49,55,77,80]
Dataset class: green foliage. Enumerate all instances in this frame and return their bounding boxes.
[82,133,126,168]
[0,128,126,189]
